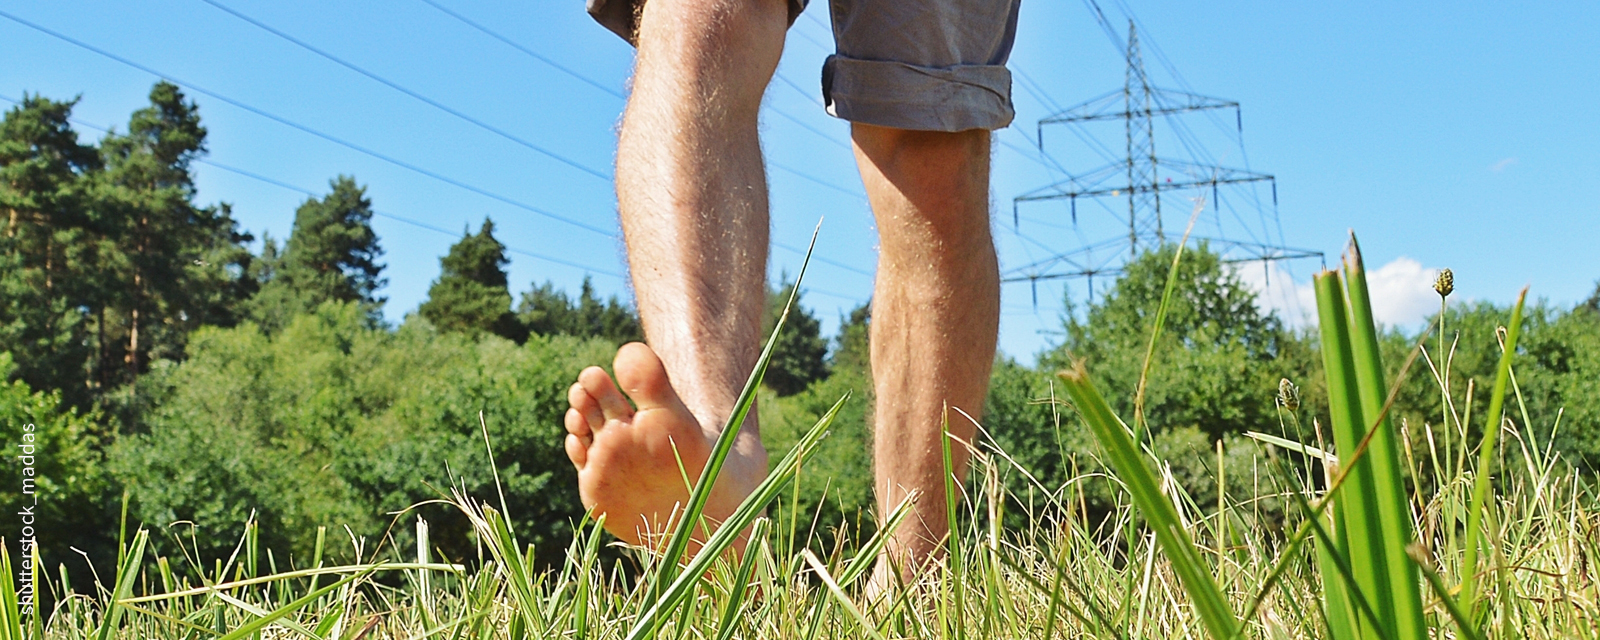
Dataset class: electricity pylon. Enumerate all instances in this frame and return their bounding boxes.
[1008,21,1321,300]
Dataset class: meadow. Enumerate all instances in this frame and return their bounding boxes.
[8,233,1598,640]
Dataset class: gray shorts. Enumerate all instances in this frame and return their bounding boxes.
[586,0,1020,132]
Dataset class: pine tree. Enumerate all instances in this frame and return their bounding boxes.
[251,176,385,330]
[96,82,253,389]
[418,218,524,341]
[518,276,642,344]
[761,279,829,396]
[0,94,101,404]
[830,302,871,376]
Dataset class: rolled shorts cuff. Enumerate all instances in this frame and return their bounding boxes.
[822,55,1015,133]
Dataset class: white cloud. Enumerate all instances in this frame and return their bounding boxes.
[1490,157,1518,172]
[1235,260,1317,329]
[1236,256,1441,330]
[1364,257,1442,328]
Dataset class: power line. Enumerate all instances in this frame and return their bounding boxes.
[208,160,626,278]
[414,0,626,100]
[0,7,623,240]
[195,0,613,182]
[0,6,873,288]
[0,93,627,279]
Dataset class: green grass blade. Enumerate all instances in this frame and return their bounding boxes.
[1342,237,1427,640]
[1407,545,1485,640]
[652,224,822,595]
[312,601,346,638]
[0,542,22,640]
[1243,432,1336,465]
[213,568,373,640]
[575,513,606,640]
[94,528,147,640]
[1272,451,1390,640]
[479,506,545,634]
[1459,286,1528,612]
[1057,362,1239,640]
[625,390,847,640]
[1315,498,1360,640]
[26,545,40,640]
[1133,209,1201,440]
[1313,269,1392,638]
[801,549,888,640]
[713,518,767,640]
[837,492,917,589]
[939,408,965,638]
[1243,324,1430,628]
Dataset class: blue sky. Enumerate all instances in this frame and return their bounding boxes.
[4,0,1596,361]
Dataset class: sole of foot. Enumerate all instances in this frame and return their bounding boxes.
[563,342,767,555]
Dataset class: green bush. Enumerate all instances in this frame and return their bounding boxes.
[111,302,614,569]
[1041,244,1318,442]
[0,353,116,578]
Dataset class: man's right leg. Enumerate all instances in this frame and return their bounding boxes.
[563,0,786,549]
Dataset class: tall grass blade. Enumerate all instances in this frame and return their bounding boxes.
[837,492,917,589]
[1313,269,1393,638]
[567,512,605,640]
[1341,236,1427,640]
[478,506,545,634]
[801,549,888,640]
[939,407,966,639]
[0,542,22,640]
[625,391,847,640]
[1459,286,1528,611]
[1243,321,1432,629]
[651,223,822,596]
[1057,362,1240,640]
[713,518,768,640]
[1407,545,1485,640]
[94,528,146,640]
[213,568,374,640]
[1132,205,1202,439]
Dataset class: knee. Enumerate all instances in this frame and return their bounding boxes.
[854,124,991,239]
[639,0,789,73]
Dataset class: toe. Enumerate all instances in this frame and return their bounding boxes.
[565,408,592,438]
[565,433,588,469]
[578,366,633,421]
[568,383,604,431]
[614,342,688,413]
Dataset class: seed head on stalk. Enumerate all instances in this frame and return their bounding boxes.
[1433,268,1453,496]
[1278,378,1301,412]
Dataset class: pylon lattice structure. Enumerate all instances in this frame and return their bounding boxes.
[1008,21,1321,301]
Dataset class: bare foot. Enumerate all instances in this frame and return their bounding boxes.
[563,342,768,553]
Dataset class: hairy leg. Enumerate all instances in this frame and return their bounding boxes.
[853,123,999,581]
[565,0,785,549]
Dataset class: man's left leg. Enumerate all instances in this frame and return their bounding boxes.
[853,124,999,583]
[822,0,1019,586]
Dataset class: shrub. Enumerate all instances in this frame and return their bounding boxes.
[112,302,614,569]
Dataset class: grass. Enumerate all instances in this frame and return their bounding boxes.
[16,232,1600,638]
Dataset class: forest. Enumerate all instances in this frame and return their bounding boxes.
[4,83,1599,587]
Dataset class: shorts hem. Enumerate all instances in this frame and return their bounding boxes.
[822,55,1014,132]
[589,0,808,46]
